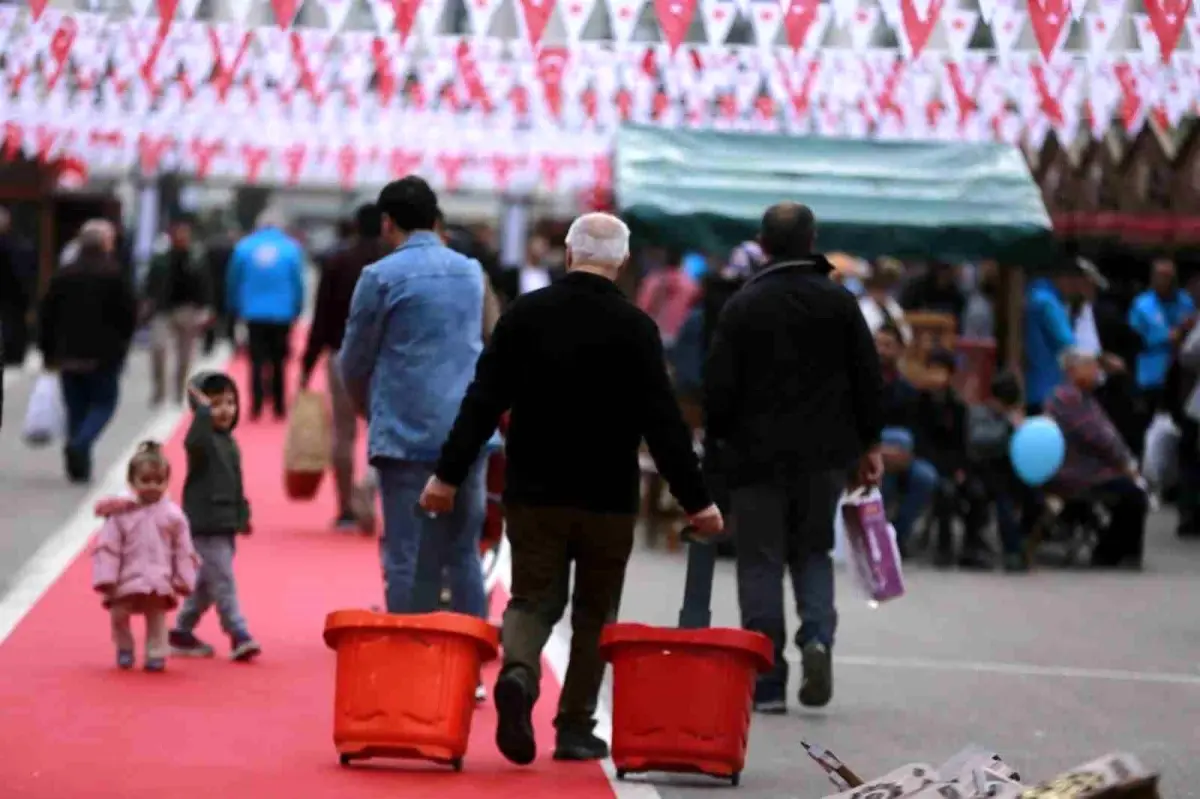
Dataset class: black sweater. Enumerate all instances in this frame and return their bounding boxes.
[435,271,710,515]
[39,258,137,371]
[704,257,883,487]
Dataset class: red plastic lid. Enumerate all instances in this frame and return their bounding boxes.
[323,609,500,662]
[598,623,774,673]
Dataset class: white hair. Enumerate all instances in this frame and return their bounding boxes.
[564,212,630,268]
[1059,347,1097,371]
[78,218,115,250]
[256,206,287,230]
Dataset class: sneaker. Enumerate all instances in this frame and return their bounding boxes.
[334,514,359,531]
[230,633,262,662]
[144,657,167,673]
[116,650,135,670]
[493,669,537,765]
[168,630,215,658]
[752,680,788,715]
[553,729,610,761]
[475,683,487,702]
[798,642,833,708]
[1003,553,1030,573]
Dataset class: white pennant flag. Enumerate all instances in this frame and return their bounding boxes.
[464,0,504,37]
[1082,11,1117,58]
[225,0,255,24]
[749,1,783,48]
[606,0,645,44]
[910,0,933,22]
[942,9,978,57]
[173,21,215,80]
[315,0,354,31]
[1069,0,1088,19]
[128,0,154,17]
[990,6,1024,56]
[977,0,996,23]
[1132,13,1161,60]
[701,0,738,45]
[830,0,857,27]
[847,6,879,51]
[419,0,448,38]
[561,0,597,45]
[178,0,202,18]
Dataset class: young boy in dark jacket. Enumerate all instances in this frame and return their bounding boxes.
[168,371,261,661]
[912,349,969,567]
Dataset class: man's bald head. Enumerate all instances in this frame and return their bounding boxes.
[564,212,630,274]
[759,202,816,260]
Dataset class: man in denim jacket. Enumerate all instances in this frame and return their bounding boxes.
[338,176,499,618]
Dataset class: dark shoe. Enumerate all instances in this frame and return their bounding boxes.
[334,514,359,531]
[553,729,609,761]
[753,679,788,715]
[957,550,991,570]
[144,657,167,673]
[168,630,215,658]
[933,550,955,569]
[1118,555,1144,572]
[798,642,833,708]
[116,650,135,670]
[1002,553,1030,573]
[230,632,262,662]
[64,447,91,484]
[494,669,537,765]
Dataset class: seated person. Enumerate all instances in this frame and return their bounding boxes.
[963,372,1035,572]
[876,325,937,553]
[912,348,970,568]
[1045,349,1149,570]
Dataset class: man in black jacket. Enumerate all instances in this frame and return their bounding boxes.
[705,202,884,714]
[420,212,722,765]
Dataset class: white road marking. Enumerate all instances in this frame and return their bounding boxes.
[0,345,231,647]
[819,653,1200,686]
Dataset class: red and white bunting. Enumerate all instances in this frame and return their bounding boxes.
[748,1,783,49]
[606,0,645,44]
[561,0,598,46]
[701,0,738,46]
[942,9,978,58]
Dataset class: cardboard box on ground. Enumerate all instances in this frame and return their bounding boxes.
[804,742,1160,799]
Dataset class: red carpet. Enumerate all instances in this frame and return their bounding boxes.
[0,353,615,799]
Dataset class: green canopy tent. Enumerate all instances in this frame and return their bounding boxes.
[614,125,1056,265]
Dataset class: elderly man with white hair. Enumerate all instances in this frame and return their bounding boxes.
[226,206,306,419]
[421,211,722,765]
[1044,348,1149,569]
[38,218,138,482]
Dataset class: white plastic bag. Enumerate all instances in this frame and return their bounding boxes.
[1141,412,1179,491]
[22,373,65,447]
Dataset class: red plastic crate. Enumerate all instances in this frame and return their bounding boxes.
[599,623,773,786]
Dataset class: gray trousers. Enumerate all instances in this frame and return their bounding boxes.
[174,535,248,637]
[731,470,842,689]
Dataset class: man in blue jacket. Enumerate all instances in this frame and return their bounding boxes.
[1129,258,1195,418]
[338,176,497,629]
[1024,265,1082,414]
[226,208,306,420]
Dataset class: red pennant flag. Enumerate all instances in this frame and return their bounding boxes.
[536,46,569,120]
[391,0,422,42]
[337,144,358,189]
[782,0,819,51]
[654,0,697,54]
[435,153,467,193]
[1027,0,1070,61]
[517,0,555,49]
[282,142,307,184]
[241,144,270,183]
[270,0,300,28]
[137,133,174,174]
[898,0,943,58]
[28,0,47,21]
[46,17,77,91]
[2,122,24,161]
[388,148,423,179]
[191,139,223,180]
[1143,0,1191,63]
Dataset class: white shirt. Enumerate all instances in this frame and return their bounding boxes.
[518,265,551,295]
[858,295,913,345]
[1073,302,1102,356]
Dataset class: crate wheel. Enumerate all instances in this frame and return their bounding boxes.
[451,758,464,772]
[616,769,627,781]
[730,772,741,787]
[339,754,351,767]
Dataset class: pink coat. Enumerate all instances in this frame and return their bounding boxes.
[90,498,200,609]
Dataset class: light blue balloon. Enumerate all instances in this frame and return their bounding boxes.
[1009,416,1066,486]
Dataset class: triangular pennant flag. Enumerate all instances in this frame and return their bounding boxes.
[655,0,697,53]
[418,0,447,37]
[607,0,646,44]
[942,8,977,56]
[1069,0,1088,19]
[700,0,738,45]
[910,0,933,21]
[225,0,255,23]
[179,0,202,18]
[315,0,354,30]
[1083,11,1117,57]
[749,1,783,48]
[781,0,825,51]
[829,0,857,27]
[464,0,504,37]
[270,0,302,28]
[1143,0,1191,62]
[847,5,879,50]
[1027,0,1071,61]
[990,6,1025,55]
[898,0,944,58]
[561,0,597,45]
[977,0,996,22]
[517,0,556,47]
[128,0,154,17]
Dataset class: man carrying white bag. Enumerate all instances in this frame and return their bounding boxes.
[22,373,65,447]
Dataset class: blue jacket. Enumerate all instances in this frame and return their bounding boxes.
[1024,278,1074,407]
[226,227,306,323]
[1129,289,1195,390]
[338,232,500,464]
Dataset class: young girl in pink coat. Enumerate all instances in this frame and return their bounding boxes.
[91,441,200,672]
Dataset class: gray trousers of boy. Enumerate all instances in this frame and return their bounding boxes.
[174,534,248,636]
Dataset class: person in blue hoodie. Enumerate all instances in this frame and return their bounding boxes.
[1128,258,1195,437]
[1024,265,1083,414]
[226,208,306,420]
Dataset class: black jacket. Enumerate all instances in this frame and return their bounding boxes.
[39,256,138,372]
[302,237,387,377]
[704,257,883,487]
[183,371,250,535]
[913,389,968,474]
[435,271,710,516]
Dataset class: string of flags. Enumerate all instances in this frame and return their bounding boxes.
[1,0,1196,191]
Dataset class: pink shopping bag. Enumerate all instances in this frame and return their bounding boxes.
[840,489,905,604]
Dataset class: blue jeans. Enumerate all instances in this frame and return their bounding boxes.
[884,459,939,545]
[377,457,487,617]
[730,473,841,692]
[60,368,120,457]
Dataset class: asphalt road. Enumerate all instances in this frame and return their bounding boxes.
[3,357,1198,797]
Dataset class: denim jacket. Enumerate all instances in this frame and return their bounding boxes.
[338,232,500,464]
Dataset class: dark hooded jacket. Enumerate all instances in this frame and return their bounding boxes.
[183,371,250,535]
